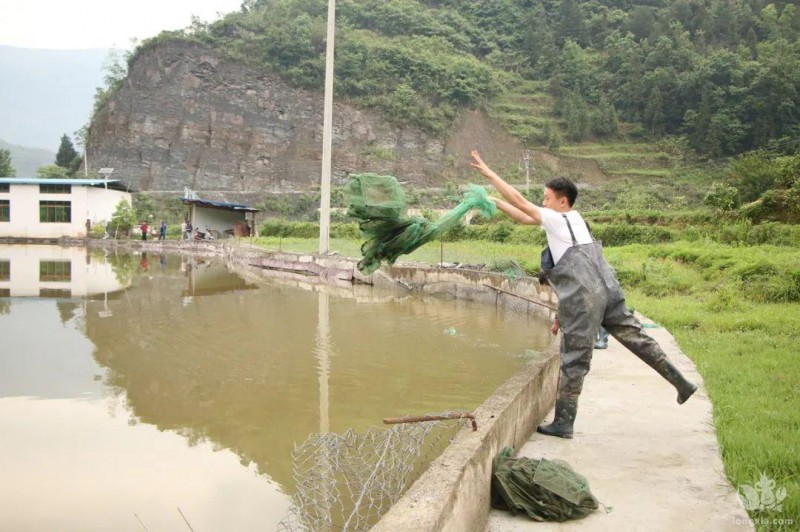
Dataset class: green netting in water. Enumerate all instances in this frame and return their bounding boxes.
[492,447,599,522]
[346,173,496,274]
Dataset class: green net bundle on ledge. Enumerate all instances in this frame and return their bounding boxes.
[346,173,497,274]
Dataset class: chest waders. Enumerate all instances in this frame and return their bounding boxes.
[536,215,697,439]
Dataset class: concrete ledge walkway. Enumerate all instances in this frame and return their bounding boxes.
[487,316,753,532]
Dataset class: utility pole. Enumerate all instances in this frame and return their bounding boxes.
[318,0,337,254]
[522,150,532,193]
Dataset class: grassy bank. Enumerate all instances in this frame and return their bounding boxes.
[248,236,799,530]
[603,243,799,531]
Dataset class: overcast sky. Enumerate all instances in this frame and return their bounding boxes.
[0,0,244,50]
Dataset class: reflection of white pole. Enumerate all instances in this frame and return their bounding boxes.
[318,0,336,254]
[315,290,334,525]
[316,291,331,433]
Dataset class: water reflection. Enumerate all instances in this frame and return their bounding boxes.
[0,244,128,300]
[317,291,332,434]
[0,245,552,530]
[181,255,259,297]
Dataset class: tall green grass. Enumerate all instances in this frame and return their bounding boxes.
[258,219,800,251]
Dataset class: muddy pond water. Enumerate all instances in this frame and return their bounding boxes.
[0,244,551,530]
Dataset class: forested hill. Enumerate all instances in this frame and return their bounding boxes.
[133,0,800,157]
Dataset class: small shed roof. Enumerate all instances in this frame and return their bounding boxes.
[179,197,260,213]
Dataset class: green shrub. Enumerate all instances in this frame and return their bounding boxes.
[764,270,800,303]
[260,221,362,239]
[705,283,743,311]
[90,223,107,239]
[108,199,137,237]
[704,182,738,211]
[594,223,674,246]
[330,223,361,239]
[488,224,512,242]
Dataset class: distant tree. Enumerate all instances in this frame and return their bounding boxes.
[731,151,781,202]
[108,199,137,237]
[92,49,129,116]
[0,149,16,177]
[133,193,157,222]
[557,0,588,46]
[55,134,81,175]
[552,39,599,102]
[36,164,70,179]
[522,5,558,78]
[541,120,563,150]
[757,4,781,41]
[626,6,659,41]
[605,30,647,122]
[561,92,591,141]
[704,182,739,211]
[55,134,78,168]
[593,95,620,137]
[643,87,666,136]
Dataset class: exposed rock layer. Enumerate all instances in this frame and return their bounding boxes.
[87,41,525,199]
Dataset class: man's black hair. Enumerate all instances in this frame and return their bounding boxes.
[544,177,578,206]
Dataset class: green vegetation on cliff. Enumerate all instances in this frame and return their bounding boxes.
[133,0,800,158]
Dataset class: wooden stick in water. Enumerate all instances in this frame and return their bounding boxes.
[483,283,558,311]
[383,412,478,431]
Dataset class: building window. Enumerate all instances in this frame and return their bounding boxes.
[0,200,8,222]
[0,260,9,281]
[0,288,10,298]
[0,183,9,193]
[40,261,71,282]
[39,201,71,223]
[40,184,71,194]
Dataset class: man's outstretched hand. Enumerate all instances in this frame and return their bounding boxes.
[470,150,491,176]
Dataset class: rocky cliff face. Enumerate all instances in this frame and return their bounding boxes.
[87,41,524,199]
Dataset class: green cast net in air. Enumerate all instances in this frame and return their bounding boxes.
[346,173,497,274]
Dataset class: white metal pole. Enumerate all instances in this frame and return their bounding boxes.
[523,150,530,193]
[318,0,336,254]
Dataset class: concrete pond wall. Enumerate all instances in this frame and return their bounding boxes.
[73,238,562,531]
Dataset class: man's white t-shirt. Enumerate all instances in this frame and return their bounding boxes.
[539,208,593,265]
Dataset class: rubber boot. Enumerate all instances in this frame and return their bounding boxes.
[654,359,697,404]
[594,327,609,350]
[536,398,578,439]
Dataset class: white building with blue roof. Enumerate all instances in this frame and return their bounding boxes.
[0,178,132,239]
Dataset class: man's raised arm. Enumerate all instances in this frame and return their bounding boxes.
[492,197,540,225]
[470,150,542,225]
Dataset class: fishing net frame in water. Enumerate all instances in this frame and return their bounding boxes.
[278,411,474,531]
